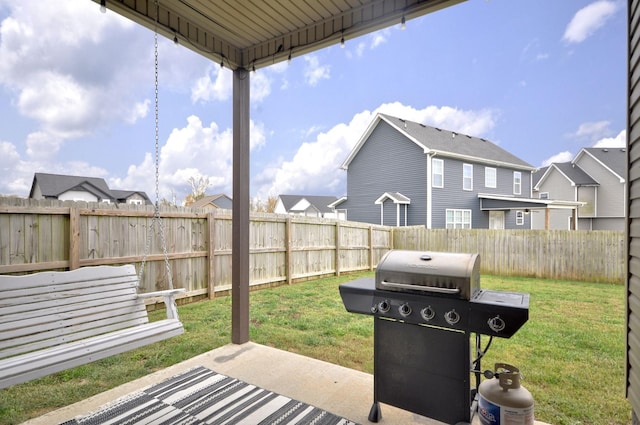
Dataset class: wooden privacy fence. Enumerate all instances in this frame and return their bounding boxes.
[393,226,625,284]
[0,200,625,303]
[0,200,391,300]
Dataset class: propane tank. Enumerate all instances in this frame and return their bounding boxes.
[477,363,534,425]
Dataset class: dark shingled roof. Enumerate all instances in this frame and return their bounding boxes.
[581,147,626,178]
[30,173,150,203]
[379,114,534,169]
[553,162,598,185]
[278,195,338,214]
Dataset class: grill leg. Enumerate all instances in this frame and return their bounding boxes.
[368,402,382,422]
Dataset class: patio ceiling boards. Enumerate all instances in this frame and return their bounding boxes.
[99,0,465,70]
[94,0,465,343]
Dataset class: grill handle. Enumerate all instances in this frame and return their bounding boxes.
[379,280,461,294]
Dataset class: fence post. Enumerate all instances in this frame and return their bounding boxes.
[207,212,216,299]
[69,207,80,270]
[369,225,374,271]
[335,220,341,276]
[286,217,292,285]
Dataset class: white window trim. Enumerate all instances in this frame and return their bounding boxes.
[513,171,522,195]
[539,192,549,199]
[485,167,497,188]
[432,158,444,188]
[446,208,472,229]
[463,164,473,191]
[516,210,524,225]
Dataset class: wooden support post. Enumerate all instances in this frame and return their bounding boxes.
[232,67,250,344]
[369,225,374,271]
[335,221,341,276]
[69,208,80,270]
[545,208,550,230]
[286,217,292,285]
[207,212,216,299]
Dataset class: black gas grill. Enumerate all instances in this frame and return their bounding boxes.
[339,250,529,424]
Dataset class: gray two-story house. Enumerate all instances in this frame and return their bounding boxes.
[533,147,626,230]
[336,113,555,229]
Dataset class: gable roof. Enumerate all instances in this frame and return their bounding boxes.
[574,147,626,182]
[375,192,411,204]
[278,195,338,214]
[190,194,233,209]
[534,162,599,190]
[29,173,150,203]
[30,173,112,199]
[111,190,151,203]
[341,113,535,171]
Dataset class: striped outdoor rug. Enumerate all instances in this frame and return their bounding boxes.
[61,366,358,425]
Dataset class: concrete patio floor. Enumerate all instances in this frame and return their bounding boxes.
[23,342,548,425]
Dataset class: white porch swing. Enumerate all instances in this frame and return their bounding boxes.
[0,16,185,390]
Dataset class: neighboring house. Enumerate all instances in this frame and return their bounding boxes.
[274,195,344,219]
[533,147,626,230]
[338,113,580,229]
[190,194,233,210]
[29,173,150,205]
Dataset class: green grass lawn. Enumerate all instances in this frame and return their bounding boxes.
[0,272,630,425]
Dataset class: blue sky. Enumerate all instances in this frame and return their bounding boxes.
[0,0,626,204]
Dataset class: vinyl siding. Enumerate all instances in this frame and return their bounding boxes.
[342,120,532,229]
[577,186,596,217]
[628,0,640,415]
[432,159,532,229]
[537,170,576,201]
[342,121,427,225]
[576,154,625,217]
[531,209,572,230]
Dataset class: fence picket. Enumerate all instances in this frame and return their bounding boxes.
[0,199,625,300]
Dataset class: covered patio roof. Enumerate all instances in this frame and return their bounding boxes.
[478,193,585,211]
[98,0,464,70]
[94,0,466,343]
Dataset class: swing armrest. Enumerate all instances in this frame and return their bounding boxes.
[138,288,186,299]
[138,288,186,320]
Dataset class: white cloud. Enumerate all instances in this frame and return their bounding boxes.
[350,29,393,58]
[303,55,330,86]
[0,140,20,169]
[563,1,619,44]
[541,151,574,167]
[253,102,499,199]
[190,66,273,104]
[0,0,159,152]
[593,129,626,147]
[112,115,267,203]
[571,120,612,141]
[191,66,232,103]
[25,131,63,160]
[370,28,391,49]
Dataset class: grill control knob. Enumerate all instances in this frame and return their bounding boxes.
[399,303,412,317]
[488,315,506,333]
[378,300,391,313]
[444,309,460,325]
[420,306,435,321]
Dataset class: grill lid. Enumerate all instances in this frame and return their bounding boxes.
[375,250,480,300]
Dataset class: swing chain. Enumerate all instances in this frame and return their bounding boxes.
[138,2,174,291]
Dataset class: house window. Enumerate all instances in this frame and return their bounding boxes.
[446,209,472,229]
[513,171,522,195]
[101,199,111,204]
[485,167,496,188]
[516,210,524,225]
[128,199,143,205]
[432,158,444,188]
[539,192,549,199]
[463,164,473,191]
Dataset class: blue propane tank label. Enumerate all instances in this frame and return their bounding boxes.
[478,395,534,425]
